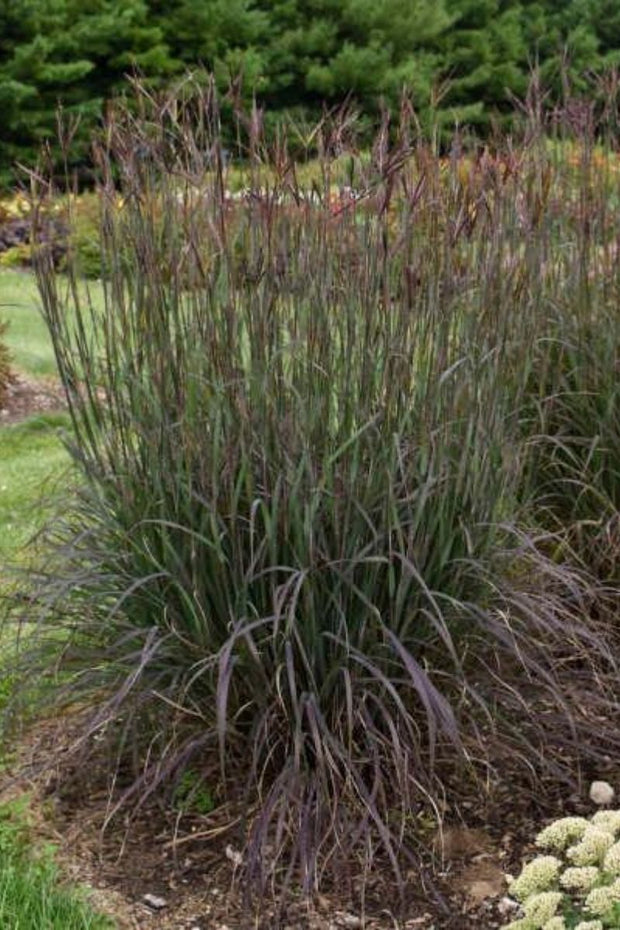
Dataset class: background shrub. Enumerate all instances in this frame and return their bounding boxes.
[0,243,33,269]
[59,194,103,279]
[1,0,620,186]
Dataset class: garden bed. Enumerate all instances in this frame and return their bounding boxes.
[0,371,66,424]
[2,709,618,929]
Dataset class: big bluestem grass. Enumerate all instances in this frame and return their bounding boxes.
[528,311,620,583]
[521,117,620,584]
[8,78,620,895]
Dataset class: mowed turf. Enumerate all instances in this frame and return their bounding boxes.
[0,270,79,560]
[0,268,107,558]
[0,269,103,376]
[0,413,71,560]
[0,797,114,930]
[0,269,56,376]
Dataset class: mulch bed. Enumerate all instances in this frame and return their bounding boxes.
[2,713,617,930]
[0,372,67,424]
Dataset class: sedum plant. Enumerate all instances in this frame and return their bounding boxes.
[503,811,620,929]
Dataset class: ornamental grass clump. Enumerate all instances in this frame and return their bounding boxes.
[526,308,620,585]
[522,130,620,586]
[503,810,620,929]
[6,77,620,896]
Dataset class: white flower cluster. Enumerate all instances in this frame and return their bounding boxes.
[592,810,620,835]
[503,913,566,930]
[604,840,620,875]
[542,918,567,930]
[559,866,599,893]
[503,919,561,930]
[501,806,620,930]
[567,827,615,867]
[536,817,589,852]
[522,892,562,923]
[584,877,620,915]
[508,857,562,902]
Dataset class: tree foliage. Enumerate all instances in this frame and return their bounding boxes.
[0,0,616,182]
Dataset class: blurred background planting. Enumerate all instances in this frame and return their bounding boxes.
[1,0,620,186]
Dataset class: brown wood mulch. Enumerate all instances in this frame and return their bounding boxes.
[0,371,67,424]
[1,712,617,930]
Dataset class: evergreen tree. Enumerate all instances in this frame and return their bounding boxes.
[572,0,620,65]
[438,0,529,129]
[0,0,619,184]
[0,0,174,184]
[253,0,450,115]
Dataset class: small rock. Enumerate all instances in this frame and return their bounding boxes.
[432,826,493,861]
[590,780,615,806]
[458,860,506,904]
[467,879,503,905]
[143,893,167,910]
[225,844,243,867]
[498,896,519,916]
[339,915,362,928]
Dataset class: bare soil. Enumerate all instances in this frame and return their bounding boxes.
[2,714,616,930]
[0,371,66,424]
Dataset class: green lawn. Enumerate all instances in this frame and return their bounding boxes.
[0,413,71,561]
[0,270,56,376]
[0,268,107,558]
[0,268,76,561]
[0,797,113,930]
[0,269,103,376]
